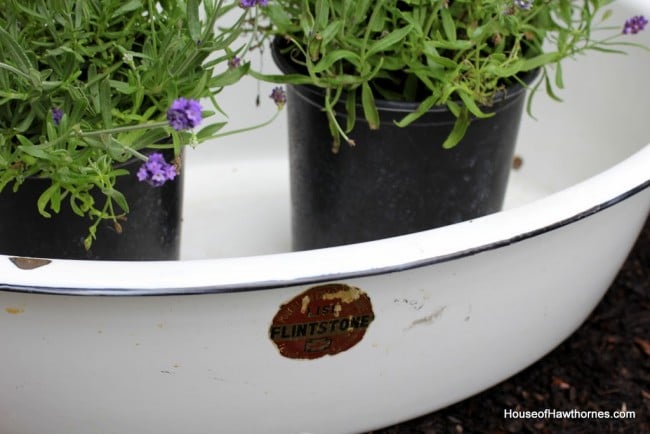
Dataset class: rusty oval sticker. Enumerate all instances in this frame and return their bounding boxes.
[269,283,375,359]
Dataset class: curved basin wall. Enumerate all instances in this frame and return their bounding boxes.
[0,187,647,434]
[0,1,648,433]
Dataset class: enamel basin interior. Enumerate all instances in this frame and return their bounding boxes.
[0,1,649,434]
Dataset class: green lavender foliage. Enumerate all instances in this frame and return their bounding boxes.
[258,0,647,150]
[0,0,250,246]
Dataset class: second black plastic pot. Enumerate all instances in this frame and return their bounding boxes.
[272,42,538,251]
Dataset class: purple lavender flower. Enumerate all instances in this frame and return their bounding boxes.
[270,87,287,108]
[514,0,533,10]
[136,152,177,187]
[240,0,267,8]
[228,56,242,69]
[166,98,202,131]
[623,15,648,35]
[51,107,63,126]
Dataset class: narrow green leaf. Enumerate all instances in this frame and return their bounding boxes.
[427,39,473,51]
[187,0,201,42]
[99,77,112,129]
[0,26,32,75]
[440,7,456,42]
[105,189,129,214]
[312,50,362,73]
[70,195,86,217]
[350,0,373,26]
[46,119,58,142]
[13,109,35,133]
[37,183,60,218]
[361,83,379,130]
[196,122,227,141]
[544,73,563,102]
[442,108,470,149]
[395,94,438,128]
[112,0,143,19]
[84,228,96,251]
[485,59,524,78]
[247,69,319,86]
[422,46,457,68]
[458,91,492,119]
[601,8,614,20]
[109,80,136,95]
[74,0,84,30]
[18,142,50,160]
[521,53,560,71]
[0,62,33,84]
[365,25,414,58]
[210,62,250,87]
[366,0,386,33]
[265,3,293,29]
[589,46,628,55]
[314,0,329,31]
[132,129,171,148]
[50,184,61,213]
[555,62,564,89]
[319,21,342,46]
[526,72,545,119]
[345,91,357,133]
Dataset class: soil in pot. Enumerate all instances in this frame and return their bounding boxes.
[272,39,540,251]
[0,149,183,260]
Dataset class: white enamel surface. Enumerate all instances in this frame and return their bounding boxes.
[1,1,649,433]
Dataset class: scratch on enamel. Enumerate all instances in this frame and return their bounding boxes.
[405,306,447,330]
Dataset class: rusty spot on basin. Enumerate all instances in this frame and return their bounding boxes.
[5,307,25,315]
[9,257,52,270]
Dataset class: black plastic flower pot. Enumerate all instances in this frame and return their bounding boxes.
[272,39,539,251]
[0,150,183,260]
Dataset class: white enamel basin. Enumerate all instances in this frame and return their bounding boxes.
[1,1,648,433]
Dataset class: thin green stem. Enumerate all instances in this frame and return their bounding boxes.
[206,108,284,140]
[121,145,149,161]
[78,121,169,137]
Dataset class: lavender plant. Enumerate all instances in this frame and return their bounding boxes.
[0,0,276,248]
[255,0,648,150]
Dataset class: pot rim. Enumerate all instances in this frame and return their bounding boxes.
[0,143,648,296]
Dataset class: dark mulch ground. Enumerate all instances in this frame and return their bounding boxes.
[369,216,649,434]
